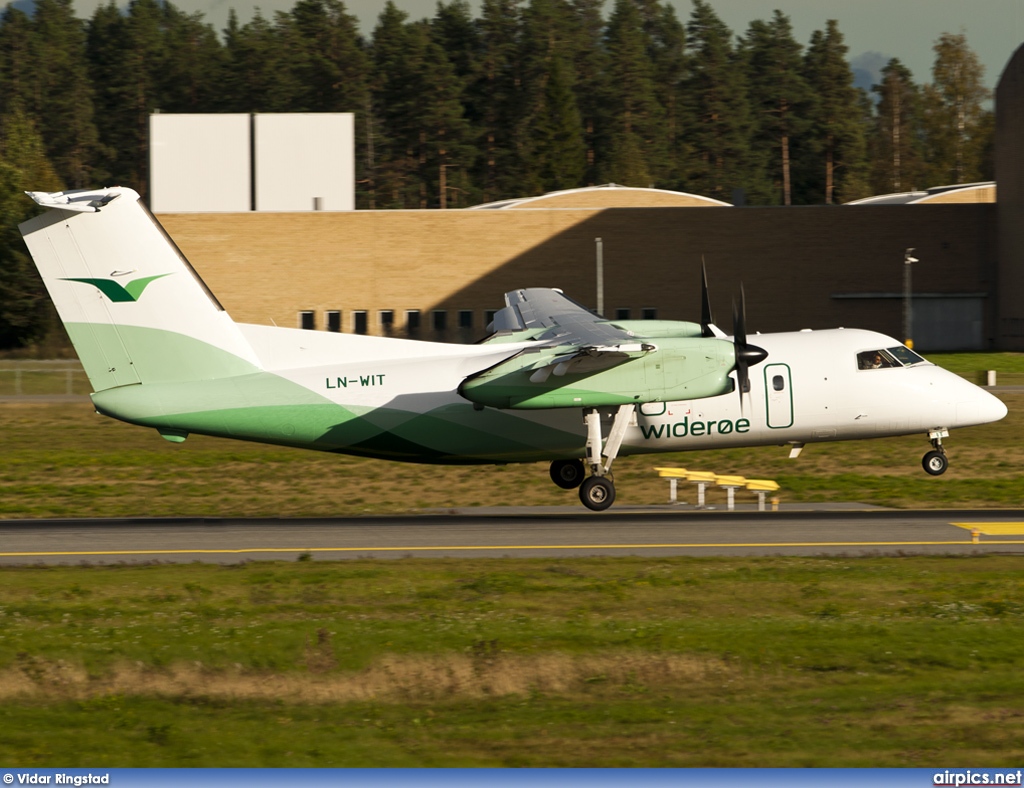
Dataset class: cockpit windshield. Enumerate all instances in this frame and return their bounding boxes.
[857,346,927,370]
[886,345,926,366]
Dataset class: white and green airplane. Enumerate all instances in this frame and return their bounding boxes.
[19,186,1008,511]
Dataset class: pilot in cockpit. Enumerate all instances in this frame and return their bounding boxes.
[858,350,887,370]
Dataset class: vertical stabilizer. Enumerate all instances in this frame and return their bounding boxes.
[19,187,261,392]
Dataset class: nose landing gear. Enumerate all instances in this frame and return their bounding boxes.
[922,429,949,476]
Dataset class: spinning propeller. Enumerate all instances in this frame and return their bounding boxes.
[731,284,768,409]
[700,263,768,411]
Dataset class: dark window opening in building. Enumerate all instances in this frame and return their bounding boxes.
[615,308,631,320]
[485,310,497,329]
[326,310,341,332]
[406,310,421,337]
[458,310,473,329]
[299,311,315,330]
[353,311,367,335]
[379,310,394,336]
[641,307,658,320]
[432,310,447,333]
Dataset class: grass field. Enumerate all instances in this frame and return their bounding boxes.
[1,387,1020,518]
[3,555,1024,766]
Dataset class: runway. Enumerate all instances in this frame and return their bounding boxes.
[3,507,1024,564]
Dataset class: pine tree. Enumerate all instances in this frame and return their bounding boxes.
[28,0,100,188]
[515,0,586,194]
[289,0,368,112]
[868,58,926,194]
[432,0,479,86]
[87,0,169,196]
[634,0,688,187]
[922,32,991,185]
[682,0,762,202]
[798,20,867,204]
[0,109,63,349]
[0,7,34,116]
[222,9,304,113]
[531,53,586,191]
[471,0,525,201]
[158,5,225,113]
[564,0,608,185]
[741,11,810,205]
[370,2,420,207]
[420,26,477,208]
[600,0,665,186]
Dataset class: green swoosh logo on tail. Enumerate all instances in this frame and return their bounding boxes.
[61,274,172,302]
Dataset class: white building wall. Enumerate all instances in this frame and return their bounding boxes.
[254,113,355,212]
[149,114,251,212]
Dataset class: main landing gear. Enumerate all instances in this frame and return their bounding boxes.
[548,404,635,511]
[922,428,949,476]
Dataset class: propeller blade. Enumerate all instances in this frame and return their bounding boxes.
[701,259,714,337]
[732,284,768,413]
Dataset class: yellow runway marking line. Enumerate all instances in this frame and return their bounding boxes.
[952,522,1024,535]
[4,539,1024,558]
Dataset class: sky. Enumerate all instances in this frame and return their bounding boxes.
[9,0,1024,92]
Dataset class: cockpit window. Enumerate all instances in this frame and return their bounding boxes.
[857,349,896,369]
[857,346,928,370]
[886,346,926,366]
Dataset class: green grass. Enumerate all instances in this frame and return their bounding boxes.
[2,389,1022,518]
[3,555,1024,765]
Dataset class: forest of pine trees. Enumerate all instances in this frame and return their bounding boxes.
[0,0,998,347]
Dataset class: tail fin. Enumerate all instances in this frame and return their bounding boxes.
[19,187,261,392]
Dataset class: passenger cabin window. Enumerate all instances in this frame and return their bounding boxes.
[772,375,785,391]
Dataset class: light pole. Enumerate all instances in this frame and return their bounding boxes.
[903,247,918,348]
[595,237,604,317]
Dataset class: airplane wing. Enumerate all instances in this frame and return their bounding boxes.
[461,287,754,410]
[489,289,656,381]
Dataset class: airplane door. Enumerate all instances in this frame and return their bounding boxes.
[764,363,793,428]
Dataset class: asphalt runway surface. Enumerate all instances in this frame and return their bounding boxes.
[3,506,1024,564]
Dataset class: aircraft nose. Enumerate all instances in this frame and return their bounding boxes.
[979,390,1008,423]
[956,386,1008,427]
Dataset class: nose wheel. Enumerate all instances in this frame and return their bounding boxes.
[922,450,948,476]
[922,429,949,476]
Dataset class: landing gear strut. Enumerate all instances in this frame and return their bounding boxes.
[922,429,949,476]
[576,404,635,511]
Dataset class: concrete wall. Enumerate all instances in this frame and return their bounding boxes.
[996,43,1024,350]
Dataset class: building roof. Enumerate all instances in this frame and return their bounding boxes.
[846,182,996,205]
[468,183,732,210]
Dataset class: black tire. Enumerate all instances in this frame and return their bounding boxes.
[579,476,616,511]
[550,459,585,490]
[922,450,948,476]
